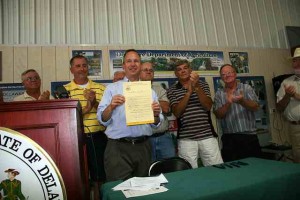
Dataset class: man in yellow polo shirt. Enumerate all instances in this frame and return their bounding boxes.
[64,55,106,198]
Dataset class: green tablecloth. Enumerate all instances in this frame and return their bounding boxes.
[101,158,300,200]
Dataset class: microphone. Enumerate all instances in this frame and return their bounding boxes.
[54,85,70,99]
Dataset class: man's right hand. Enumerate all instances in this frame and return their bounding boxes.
[101,94,125,122]
[284,84,296,97]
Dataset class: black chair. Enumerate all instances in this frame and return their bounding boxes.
[148,157,192,176]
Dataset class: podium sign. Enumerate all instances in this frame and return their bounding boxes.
[0,127,66,199]
[0,99,89,199]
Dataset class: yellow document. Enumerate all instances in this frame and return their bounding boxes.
[123,81,154,126]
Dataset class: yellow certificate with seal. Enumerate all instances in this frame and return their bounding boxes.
[123,81,154,126]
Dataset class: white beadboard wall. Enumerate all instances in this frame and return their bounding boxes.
[0,0,299,47]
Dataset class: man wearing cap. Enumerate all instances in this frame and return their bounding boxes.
[276,47,300,163]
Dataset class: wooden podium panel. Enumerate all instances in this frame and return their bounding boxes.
[0,99,89,200]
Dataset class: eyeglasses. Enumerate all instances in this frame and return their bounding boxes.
[221,71,235,77]
[24,76,40,82]
[141,69,154,73]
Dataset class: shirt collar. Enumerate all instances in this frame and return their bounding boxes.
[24,91,38,100]
[70,79,91,89]
[176,81,183,89]
[294,76,300,81]
[124,76,141,82]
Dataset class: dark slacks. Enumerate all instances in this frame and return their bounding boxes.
[221,133,261,162]
[86,132,107,182]
[104,138,152,182]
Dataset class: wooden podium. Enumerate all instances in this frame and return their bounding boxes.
[0,99,89,199]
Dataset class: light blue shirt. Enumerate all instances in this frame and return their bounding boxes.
[214,83,258,134]
[97,77,163,139]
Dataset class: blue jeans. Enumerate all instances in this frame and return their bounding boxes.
[149,132,176,161]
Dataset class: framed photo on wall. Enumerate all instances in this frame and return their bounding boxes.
[71,50,103,79]
[109,50,224,77]
[229,52,249,74]
[0,83,24,102]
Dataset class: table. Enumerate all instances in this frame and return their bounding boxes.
[101,158,300,200]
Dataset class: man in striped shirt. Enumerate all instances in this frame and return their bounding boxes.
[214,64,261,162]
[64,55,107,198]
[167,60,223,168]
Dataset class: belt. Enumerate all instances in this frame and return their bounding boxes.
[114,136,148,144]
[290,121,300,125]
[85,131,104,137]
[150,131,167,138]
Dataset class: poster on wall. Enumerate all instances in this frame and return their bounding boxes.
[229,52,249,73]
[213,76,269,132]
[109,50,224,77]
[0,83,24,102]
[72,50,103,79]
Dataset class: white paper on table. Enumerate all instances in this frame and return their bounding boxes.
[112,174,168,191]
[122,186,168,198]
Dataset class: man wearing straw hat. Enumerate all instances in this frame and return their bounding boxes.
[276,46,300,163]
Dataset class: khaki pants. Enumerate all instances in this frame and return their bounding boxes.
[178,137,223,168]
[289,124,300,163]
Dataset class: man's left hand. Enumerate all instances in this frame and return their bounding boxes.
[152,101,161,117]
[84,89,96,104]
[232,90,244,103]
[190,71,199,89]
[39,90,50,100]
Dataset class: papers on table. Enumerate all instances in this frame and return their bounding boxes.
[122,187,168,198]
[112,174,169,198]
